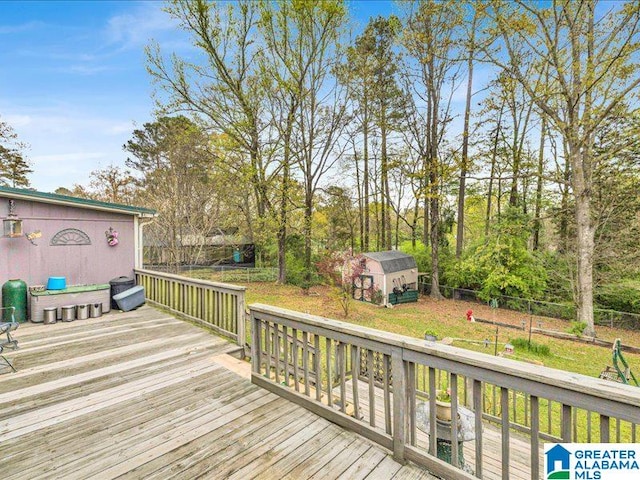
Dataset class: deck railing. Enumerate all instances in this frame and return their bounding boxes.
[134,268,246,346]
[249,303,640,480]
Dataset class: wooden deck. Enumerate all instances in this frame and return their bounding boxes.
[1,306,436,480]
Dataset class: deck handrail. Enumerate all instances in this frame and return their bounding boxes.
[249,303,640,480]
[135,268,246,346]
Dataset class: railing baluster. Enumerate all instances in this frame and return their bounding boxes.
[530,395,539,480]
[283,326,289,387]
[274,325,281,384]
[264,322,271,377]
[601,414,610,442]
[251,315,261,375]
[391,347,405,463]
[384,353,392,435]
[338,342,346,414]
[562,404,571,442]
[501,387,510,480]
[326,337,333,408]
[587,410,592,442]
[368,349,376,427]
[351,345,360,420]
[474,379,483,478]
[407,361,416,446]
[303,331,310,397]
[429,366,436,457]
[451,372,459,468]
[292,328,299,392]
[314,334,321,402]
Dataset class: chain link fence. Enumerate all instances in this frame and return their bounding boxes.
[148,265,278,283]
[420,282,640,331]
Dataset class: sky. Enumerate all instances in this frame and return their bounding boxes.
[0,0,396,194]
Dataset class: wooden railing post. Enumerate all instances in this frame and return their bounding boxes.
[251,311,261,375]
[391,346,406,464]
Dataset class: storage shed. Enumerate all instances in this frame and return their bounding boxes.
[353,251,419,306]
[0,186,155,319]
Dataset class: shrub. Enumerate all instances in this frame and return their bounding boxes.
[595,281,640,314]
[399,240,430,273]
[568,321,587,337]
[510,338,551,356]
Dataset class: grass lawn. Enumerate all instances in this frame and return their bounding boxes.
[240,281,640,383]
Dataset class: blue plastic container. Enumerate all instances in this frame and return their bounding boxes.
[47,277,67,290]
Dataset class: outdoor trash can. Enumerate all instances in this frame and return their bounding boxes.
[61,305,75,322]
[109,276,135,309]
[113,286,145,312]
[76,304,89,320]
[90,303,102,318]
[43,307,57,324]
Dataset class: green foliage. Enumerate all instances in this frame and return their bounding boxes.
[510,338,550,356]
[444,209,547,301]
[0,117,31,188]
[568,321,587,337]
[595,281,640,314]
[285,235,320,289]
[399,240,430,273]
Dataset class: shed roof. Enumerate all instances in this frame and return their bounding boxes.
[0,185,156,217]
[363,251,417,274]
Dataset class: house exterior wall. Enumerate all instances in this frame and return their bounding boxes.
[0,197,135,291]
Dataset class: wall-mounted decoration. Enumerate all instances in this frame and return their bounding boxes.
[3,199,23,238]
[26,230,42,246]
[50,228,92,246]
[105,227,119,247]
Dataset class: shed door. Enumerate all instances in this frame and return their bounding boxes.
[353,275,373,302]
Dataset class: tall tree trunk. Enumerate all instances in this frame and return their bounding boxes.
[354,149,364,252]
[363,97,370,252]
[572,145,595,336]
[456,9,477,258]
[533,115,546,250]
[485,106,503,239]
[422,187,429,247]
[277,157,289,284]
[381,118,390,250]
[303,189,313,291]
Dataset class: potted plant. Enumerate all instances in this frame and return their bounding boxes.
[424,329,438,342]
[435,387,452,421]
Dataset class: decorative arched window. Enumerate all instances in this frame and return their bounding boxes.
[50,228,92,246]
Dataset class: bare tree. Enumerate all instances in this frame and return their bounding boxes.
[489,0,640,335]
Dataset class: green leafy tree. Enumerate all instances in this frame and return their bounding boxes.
[0,116,31,187]
[446,208,547,300]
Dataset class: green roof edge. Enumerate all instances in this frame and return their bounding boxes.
[0,185,156,216]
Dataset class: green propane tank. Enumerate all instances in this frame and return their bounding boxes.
[2,279,27,323]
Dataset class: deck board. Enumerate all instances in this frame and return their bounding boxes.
[2,305,436,480]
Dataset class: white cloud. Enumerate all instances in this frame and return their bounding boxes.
[4,114,32,127]
[106,3,179,51]
[0,20,44,35]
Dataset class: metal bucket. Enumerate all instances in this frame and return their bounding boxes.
[61,305,75,322]
[43,307,57,324]
[90,303,102,318]
[76,304,89,320]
